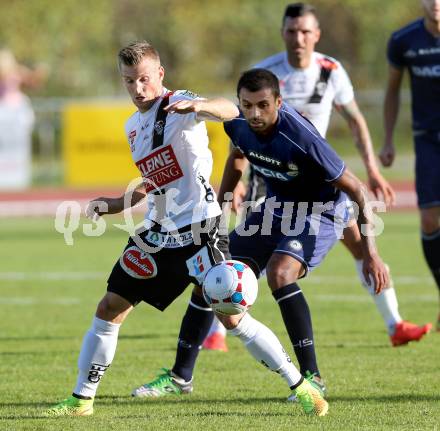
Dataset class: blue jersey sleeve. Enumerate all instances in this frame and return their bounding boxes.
[387,34,406,69]
[223,120,233,140]
[307,137,345,182]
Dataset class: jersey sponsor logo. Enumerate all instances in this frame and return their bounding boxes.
[248,151,282,166]
[120,246,158,279]
[128,130,136,152]
[411,65,440,77]
[136,145,184,192]
[418,47,440,55]
[253,164,293,181]
[145,229,194,248]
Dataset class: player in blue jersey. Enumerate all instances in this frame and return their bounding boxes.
[135,68,389,403]
[380,0,440,330]
[204,3,430,354]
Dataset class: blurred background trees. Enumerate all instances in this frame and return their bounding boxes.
[0,0,417,185]
[0,0,417,97]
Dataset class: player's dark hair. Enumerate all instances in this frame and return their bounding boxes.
[237,68,280,99]
[118,41,160,68]
[283,3,319,26]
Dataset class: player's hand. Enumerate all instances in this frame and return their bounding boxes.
[85,198,110,221]
[231,180,247,214]
[379,144,395,167]
[367,171,396,207]
[362,253,389,294]
[164,99,202,114]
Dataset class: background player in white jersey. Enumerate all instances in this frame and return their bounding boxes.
[204,2,431,352]
[380,0,440,329]
[44,41,327,417]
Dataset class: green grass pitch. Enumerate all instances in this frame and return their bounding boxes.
[0,212,439,430]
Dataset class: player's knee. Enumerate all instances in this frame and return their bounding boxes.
[341,225,363,260]
[266,256,300,291]
[191,284,204,298]
[95,293,132,323]
[215,312,243,330]
[420,210,440,234]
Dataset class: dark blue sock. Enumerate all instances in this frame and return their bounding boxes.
[272,283,320,377]
[172,292,214,382]
[422,229,440,292]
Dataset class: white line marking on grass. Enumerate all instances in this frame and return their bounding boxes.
[305,275,434,285]
[0,272,434,285]
[0,297,81,305]
[0,271,106,281]
[312,294,437,303]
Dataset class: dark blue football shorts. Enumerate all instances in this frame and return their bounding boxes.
[229,194,350,278]
[414,130,440,209]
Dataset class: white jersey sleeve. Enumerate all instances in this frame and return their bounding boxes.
[330,61,354,106]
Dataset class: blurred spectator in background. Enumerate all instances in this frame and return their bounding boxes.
[0,48,47,189]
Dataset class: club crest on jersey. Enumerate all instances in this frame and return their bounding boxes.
[136,145,184,193]
[120,246,158,279]
[316,82,327,96]
[287,162,299,177]
[404,49,417,58]
[154,120,165,135]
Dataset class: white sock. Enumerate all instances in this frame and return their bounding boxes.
[355,259,402,334]
[228,313,302,388]
[73,317,120,398]
[207,316,227,337]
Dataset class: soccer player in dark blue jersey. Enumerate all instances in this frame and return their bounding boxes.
[137,69,389,405]
[217,68,388,394]
[380,0,440,329]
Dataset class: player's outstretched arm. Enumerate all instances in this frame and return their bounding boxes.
[164,98,239,122]
[380,65,404,167]
[336,99,395,206]
[333,169,389,293]
[218,148,248,207]
[85,181,146,221]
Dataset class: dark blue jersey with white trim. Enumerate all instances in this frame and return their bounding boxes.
[387,18,440,131]
[223,104,345,211]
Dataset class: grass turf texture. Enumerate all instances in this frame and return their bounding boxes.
[0,213,439,430]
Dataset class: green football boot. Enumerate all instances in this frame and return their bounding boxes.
[132,368,193,398]
[43,395,94,417]
[292,379,329,417]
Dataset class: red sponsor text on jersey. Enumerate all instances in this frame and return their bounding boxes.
[136,145,184,192]
[121,246,157,279]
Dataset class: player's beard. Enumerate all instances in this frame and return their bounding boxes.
[249,119,267,132]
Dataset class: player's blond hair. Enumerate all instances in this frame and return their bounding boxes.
[118,41,160,68]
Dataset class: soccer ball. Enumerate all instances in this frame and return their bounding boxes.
[202,260,258,315]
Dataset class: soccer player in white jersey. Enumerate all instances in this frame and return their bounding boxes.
[44,40,328,417]
[204,2,431,353]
